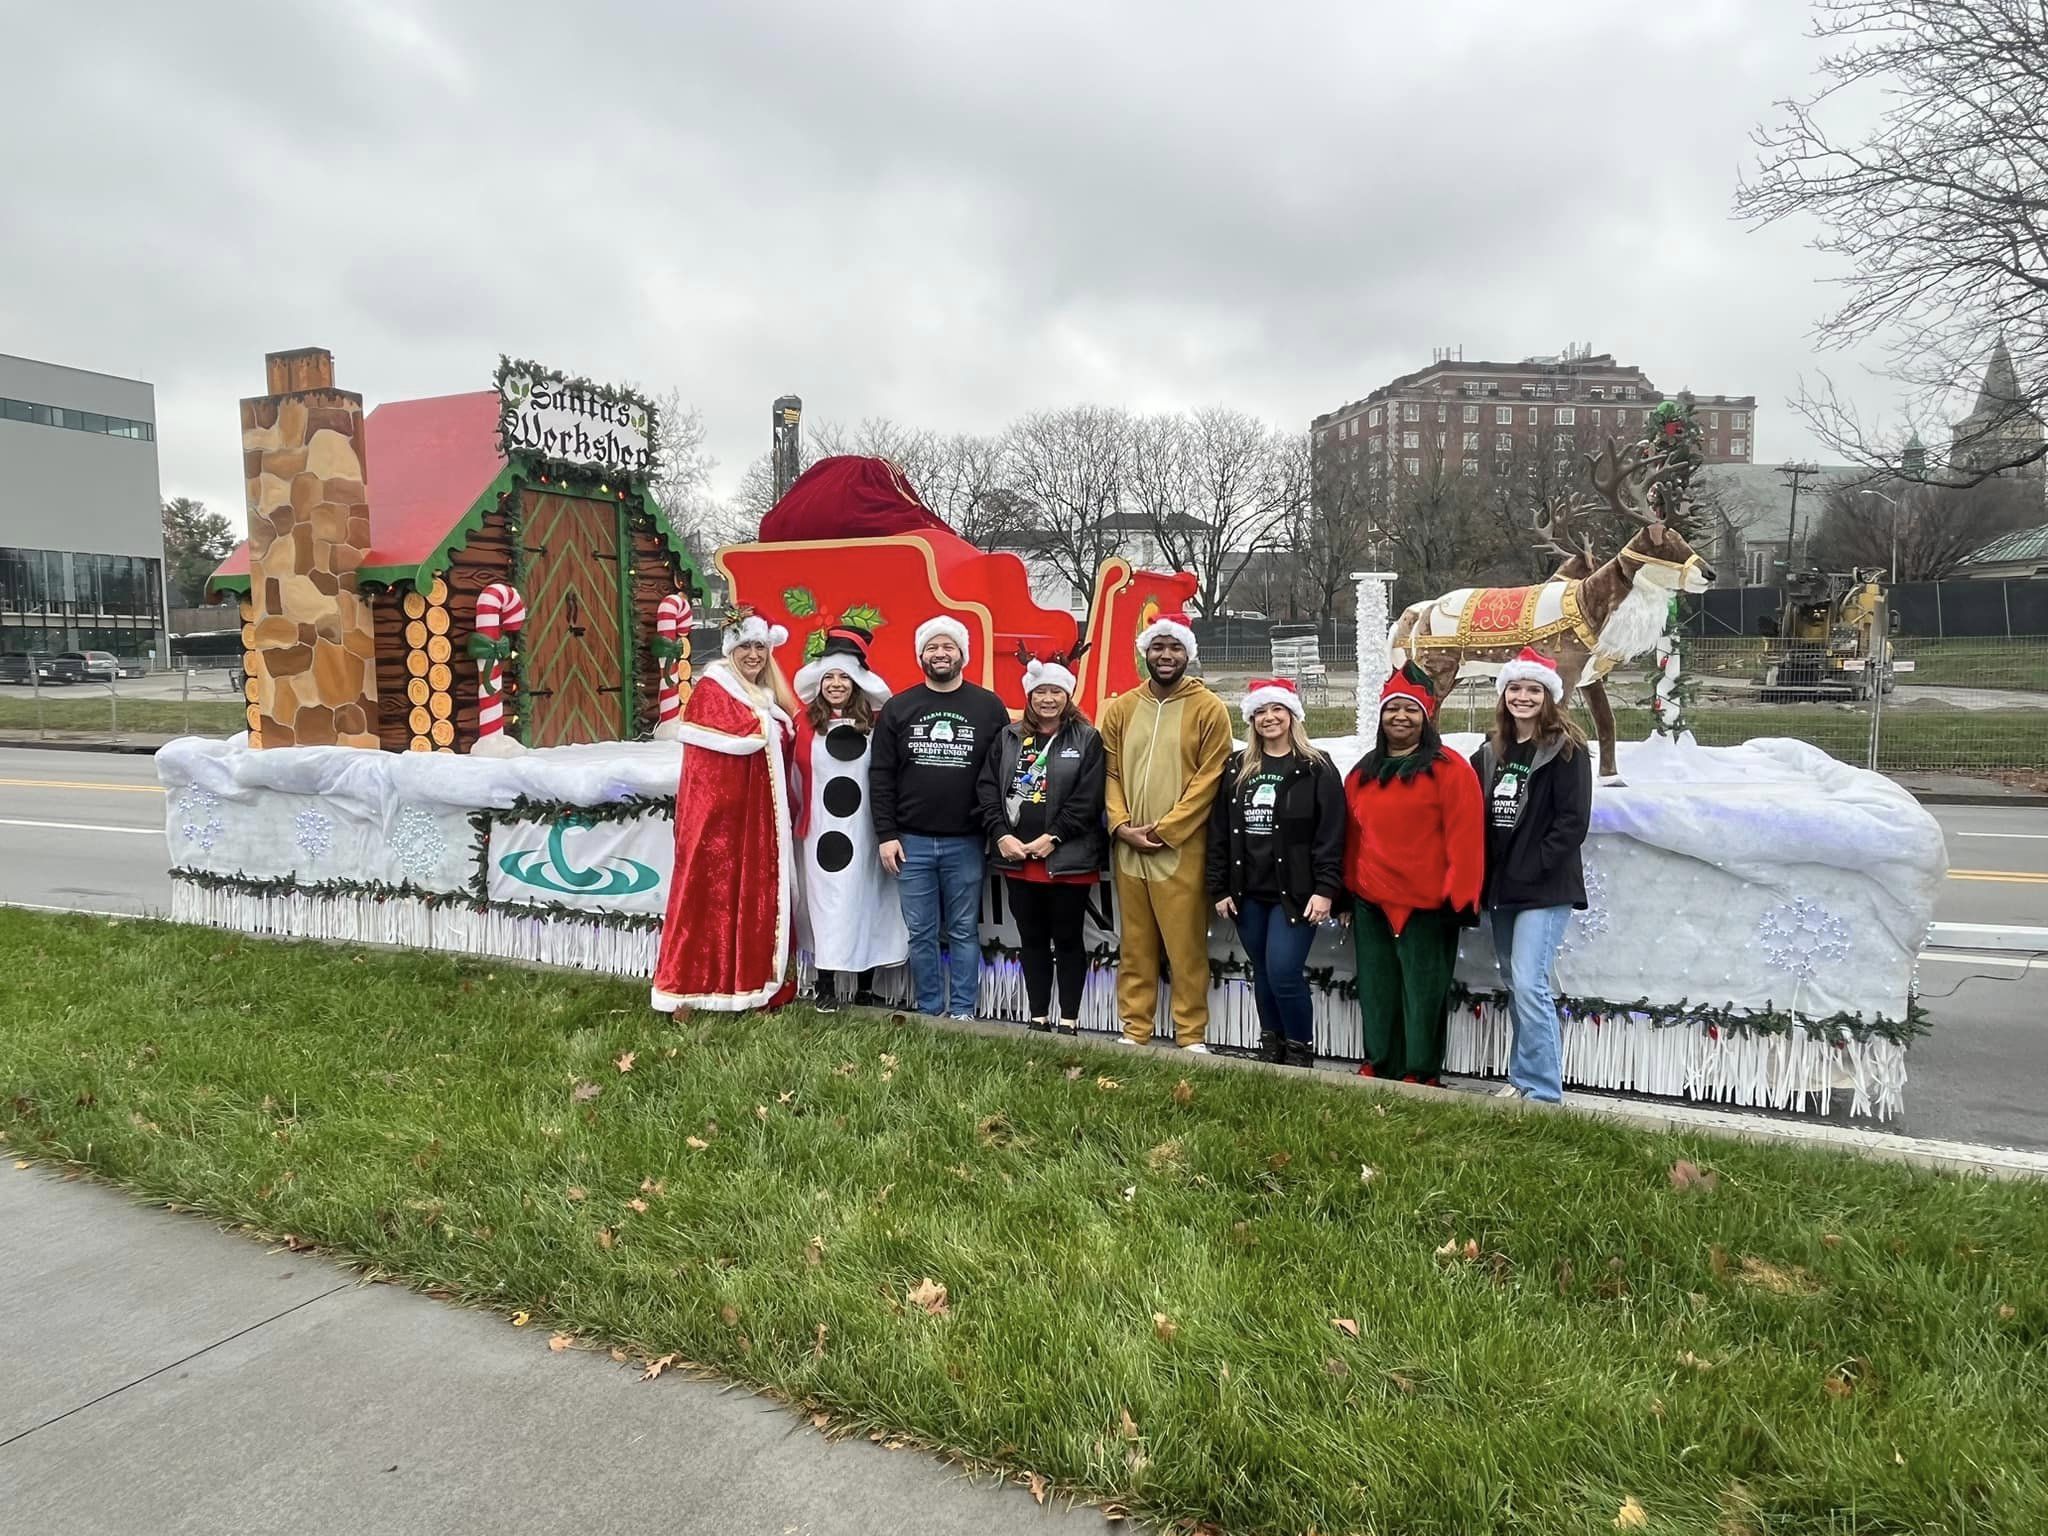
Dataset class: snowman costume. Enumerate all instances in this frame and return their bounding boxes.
[792,627,910,977]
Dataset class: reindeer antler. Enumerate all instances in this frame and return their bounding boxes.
[1585,439,1668,527]
[1534,490,1601,567]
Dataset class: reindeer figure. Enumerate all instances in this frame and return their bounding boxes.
[1535,490,1602,581]
[1389,440,1716,779]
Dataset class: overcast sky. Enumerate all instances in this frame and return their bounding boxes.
[6,0,1892,519]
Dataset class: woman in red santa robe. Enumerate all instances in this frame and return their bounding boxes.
[651,610,801,1013]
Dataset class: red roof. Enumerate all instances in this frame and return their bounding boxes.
[210,390,507,589]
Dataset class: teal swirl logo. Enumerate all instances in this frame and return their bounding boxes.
[500,817,659,898]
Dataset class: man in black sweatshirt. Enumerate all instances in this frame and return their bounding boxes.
[871,616,1012,1018]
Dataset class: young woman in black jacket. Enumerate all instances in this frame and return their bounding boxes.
[1468,647,1593,1102]
[1204,678,1346,1068]
[976,656,1107,1034]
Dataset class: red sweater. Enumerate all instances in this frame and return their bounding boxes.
[1342,748,1485,934]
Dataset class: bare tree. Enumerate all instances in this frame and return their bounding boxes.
[1377,459,1515,607]
[999,405,1133,600]
[1143,407,1292,617]
[1807,476,2039,577]
[1734,0,2048,483]
[649,390,724,563]
[1293,438,1385,623]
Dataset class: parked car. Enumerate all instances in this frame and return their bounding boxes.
[57,649,145,681]
[0,652,86,684]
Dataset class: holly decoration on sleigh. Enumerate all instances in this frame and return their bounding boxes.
[785,587,887,658]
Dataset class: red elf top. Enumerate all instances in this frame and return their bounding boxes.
[1341,669,1484,933]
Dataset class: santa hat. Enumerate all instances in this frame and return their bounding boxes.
[793,625,891,706]
[721,610,790,656]
[1495,645,1564,702]
[1021,655,1079,697]
[1379,662,1441,718]
[1240,677,1305,723]
[914,615,971,662]
[1136,611,1198,661]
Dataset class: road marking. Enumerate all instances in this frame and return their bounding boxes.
[1958,832,2048,840]
[0,899,152,919]
[0,777,162,795]
[1947,869,2048,884]
[0,817,160,837]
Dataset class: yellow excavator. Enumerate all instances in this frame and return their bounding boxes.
[1759,569,1895,701]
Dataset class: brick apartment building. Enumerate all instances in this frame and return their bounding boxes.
[1312,346,1756,494]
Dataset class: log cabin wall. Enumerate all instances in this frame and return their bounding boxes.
[627,510,690,735]
[370,586,413,752]
[440,502,515,750]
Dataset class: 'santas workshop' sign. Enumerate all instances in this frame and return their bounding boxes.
[498,361,655,477]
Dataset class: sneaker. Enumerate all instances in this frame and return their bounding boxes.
[1492,1084,1523,1099]
[948,1012,975,1023]
[812,992,840,1015]
[1114,1035,1139,1047]
[1184,1043,1211,1054]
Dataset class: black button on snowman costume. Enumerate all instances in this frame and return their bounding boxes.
[792,627,909,975]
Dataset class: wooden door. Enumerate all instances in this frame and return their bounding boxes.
[522,493,625,746]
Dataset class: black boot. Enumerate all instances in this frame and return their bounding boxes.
[1284,1039,1316,1070]
[1259,1030,1287,1065]
[1027,1017,1053,1033]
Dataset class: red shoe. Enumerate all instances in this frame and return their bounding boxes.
[1355,1063,1376,1078]
[1400,1074,1419,1083]
[1420,1075,1442,1087]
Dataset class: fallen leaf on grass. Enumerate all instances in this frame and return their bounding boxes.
[1152,1312,1179,1342]
[833,1061,858,1078]
[1668,1159,1720,1193]
[777,1089,796,1104]
[641,1354,675,1381]
[510,1311,531,1327]
[1027,1472,1049,1506]
[548,1334,572,1352]
[566,1186,587,1202]
[1171,1078,1195,1105]
[720,1304,740,1327]
[1359,1164,1378,1184]
[1146,1140,1183,1171]
[686,1136,709,1151]
[1324,1357,1350,1378]
[1823,1372,1854,1401]
[1821,1233,1844,1249]
[1615,1496,1650,1529]
[805,1235,826,1267]
[1267,1150,1293,1170]
[597,1228,618,1250]
[880,1053,898,1069]
[614,1051,636,1073]
[1434,1238,1481,1263]
[810,1410,832,1430]
[755,1104,770,1121]
[814,1322,829,1359]
[610,1348,629,1363]
[1998,1304,2017,1321]
[570,1080,602,1103]
[907,1277,951,1316]
[628,1198,649,1214]
[1387,1371,1417,1395]
[1119,1407,1140,1440]
[1063,1065,1084,1081]
[1095,1076,1121,1092]
[1679,1351,1716,1372]
[639,1178,665,1196]
[1330,1317,1360,1338]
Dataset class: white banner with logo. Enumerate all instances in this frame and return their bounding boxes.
[486,813,672,916]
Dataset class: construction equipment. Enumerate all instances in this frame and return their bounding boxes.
[1758,568,1894,701]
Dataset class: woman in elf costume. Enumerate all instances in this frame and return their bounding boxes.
[650,610,801,1014]
[1342,664,1485,1083]
[792,626,908,1012]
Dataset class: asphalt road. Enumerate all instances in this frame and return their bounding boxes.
[2,746,2044,1148]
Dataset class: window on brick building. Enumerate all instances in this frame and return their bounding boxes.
[1732,437,1747,455]
[1732,412,1747,430]
[1403,403,1419,422]
[1436,434,1447,449]
[1615,410,1628,427]
[1405,457,1420,475]
[1463,458,1479,476]
[1463,432,1479,450]
[1402,431,1418,448]
[1436,405,1447,423]
[1496,406,1513,425]
[1495,433,1512,452]
[1463,404,1479,423]
[1555,407,1575,425]
[1553,433,1571,450]
[1527,407,1539,424]
[1591,408,1602,426]
[1709,412,1721,429]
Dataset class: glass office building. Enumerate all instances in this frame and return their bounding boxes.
[0,354,168,663]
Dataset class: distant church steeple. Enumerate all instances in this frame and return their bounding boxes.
[1950,335,2043,478]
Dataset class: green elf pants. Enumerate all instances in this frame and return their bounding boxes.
[1351,903,1460,1081]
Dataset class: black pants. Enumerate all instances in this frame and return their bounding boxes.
[816,968,875,998]
[1005,877,1091,1020]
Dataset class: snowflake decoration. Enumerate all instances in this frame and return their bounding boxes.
[1755,896,1853,981]
[177,787,224,853]
[389,804,448,884]
[294,809,334,861]
[1558,859,1610,957]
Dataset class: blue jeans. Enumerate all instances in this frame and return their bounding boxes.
[898,834,985,1016]
[1234,898,1317,1045]
[1489,905,1572,1102]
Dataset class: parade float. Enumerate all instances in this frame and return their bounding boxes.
[163,363,1945,1118]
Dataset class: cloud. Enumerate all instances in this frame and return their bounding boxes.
[1,0,1883,526]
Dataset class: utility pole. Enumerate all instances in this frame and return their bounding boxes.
[771,395,803,502]
[1777,461,1821,577]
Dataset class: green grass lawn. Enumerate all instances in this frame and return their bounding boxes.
[4,910,2044,1534]
[0,693,245,736]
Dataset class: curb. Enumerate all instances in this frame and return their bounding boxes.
[0,736,163,756]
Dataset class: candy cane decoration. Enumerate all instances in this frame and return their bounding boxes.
[653,591,693,740]
[471,581,527,746]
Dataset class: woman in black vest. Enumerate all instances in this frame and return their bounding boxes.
[1468,647,1592,1102]
[1205,678,1346,1068]
[976,654,1106,1034]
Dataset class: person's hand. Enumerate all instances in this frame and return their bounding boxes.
[1117,823,1165,851]
[997,835,1028,861]
[1022,834,1057,859]
[1215,896,1237,919]
[1304,894,1333,923]
[879,839,905,874]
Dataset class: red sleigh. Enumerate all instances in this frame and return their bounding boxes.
[715,455,1196,716]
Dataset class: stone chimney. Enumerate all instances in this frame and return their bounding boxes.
[240,348,380,748]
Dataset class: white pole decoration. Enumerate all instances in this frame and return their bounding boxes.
[1351,571,1396,744]
[653,591,694,741]
[469,581,527,756]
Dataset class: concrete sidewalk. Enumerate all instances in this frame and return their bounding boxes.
[0,1163,1120,1535]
